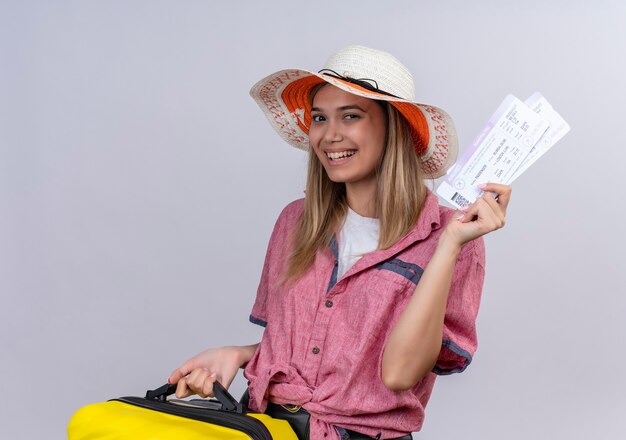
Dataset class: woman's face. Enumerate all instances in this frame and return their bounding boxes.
[309,85,387,189]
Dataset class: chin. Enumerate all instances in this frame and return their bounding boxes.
[325,173,352,184]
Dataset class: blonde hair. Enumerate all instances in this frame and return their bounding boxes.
[282,85,428,283]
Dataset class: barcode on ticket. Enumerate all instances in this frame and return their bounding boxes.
[452,192,470,208]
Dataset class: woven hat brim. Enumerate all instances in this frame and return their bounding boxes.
[250,69,458,179]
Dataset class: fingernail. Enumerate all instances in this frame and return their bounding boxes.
[479,184,487,190]
[209,372,217,378]
[457,215,465,221]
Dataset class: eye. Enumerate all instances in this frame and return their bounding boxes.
[344,113,360,120]
[311,114,326,123]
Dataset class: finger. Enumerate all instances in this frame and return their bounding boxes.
[479,182,508,193]
[459,198,500,232]
[479,183,512,213]
[202,372,218,397]
[457,201,479,223]
[168,359,195,384]
[186,368,213,398]
[168,367,187,385]
[475,197,505,231]
[176,378,191,399]
[186,367,210,387]
[479,198,504,231]
[480,193,506,227]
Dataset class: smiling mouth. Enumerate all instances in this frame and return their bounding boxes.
[326,150,356,161]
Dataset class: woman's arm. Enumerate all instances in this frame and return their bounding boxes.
[168,343,260,398]
[381,184,511,390]
[380,234,462,390]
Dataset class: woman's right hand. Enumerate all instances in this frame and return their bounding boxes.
[441,183,512,249]
[167,344,258,398]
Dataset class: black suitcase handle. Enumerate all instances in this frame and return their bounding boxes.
[145,381,244,414]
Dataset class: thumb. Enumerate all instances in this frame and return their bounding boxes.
[167,370,181,385]
[455,204,473,223]
[168,364,191,385]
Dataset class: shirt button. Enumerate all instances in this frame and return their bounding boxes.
[312,347,320,354]
[342,433,350,440]
[325,299,333,308]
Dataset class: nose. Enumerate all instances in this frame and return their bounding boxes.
[323,120,343,144]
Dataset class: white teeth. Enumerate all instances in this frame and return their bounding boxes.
[326,150,356,160]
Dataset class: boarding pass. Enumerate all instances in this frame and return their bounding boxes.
[436,93,570,209]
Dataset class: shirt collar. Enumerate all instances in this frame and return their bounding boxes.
[328,189,442,266]
[406,188,442,242]
[383,188,442,251]
[376,189,441,265]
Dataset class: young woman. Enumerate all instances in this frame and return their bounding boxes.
[168,46,511,440]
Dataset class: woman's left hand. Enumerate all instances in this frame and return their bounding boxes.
[442,183,512,248]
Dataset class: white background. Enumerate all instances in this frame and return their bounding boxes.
[1,1,625,438]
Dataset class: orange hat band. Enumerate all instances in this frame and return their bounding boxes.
[281,75,430,156]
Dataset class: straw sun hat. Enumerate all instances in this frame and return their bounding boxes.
[249,45,458,179]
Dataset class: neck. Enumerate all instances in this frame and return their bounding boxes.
[345,180,377,218]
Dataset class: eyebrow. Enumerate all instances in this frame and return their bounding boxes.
[311,104,367,113]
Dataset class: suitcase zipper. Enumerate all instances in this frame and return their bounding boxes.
[113,396,273,440]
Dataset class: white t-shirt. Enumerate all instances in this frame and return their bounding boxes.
[337,207,380,279]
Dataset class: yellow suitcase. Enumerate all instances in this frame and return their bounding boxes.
[68,382,298,440]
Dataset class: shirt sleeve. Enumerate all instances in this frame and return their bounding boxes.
[249,200,302,328]
[433,237,486,375]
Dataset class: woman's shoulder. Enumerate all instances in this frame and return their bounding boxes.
[269,198,305,233]
[276,198,305,223]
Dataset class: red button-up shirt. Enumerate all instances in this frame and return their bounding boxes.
[244,190,485,439]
